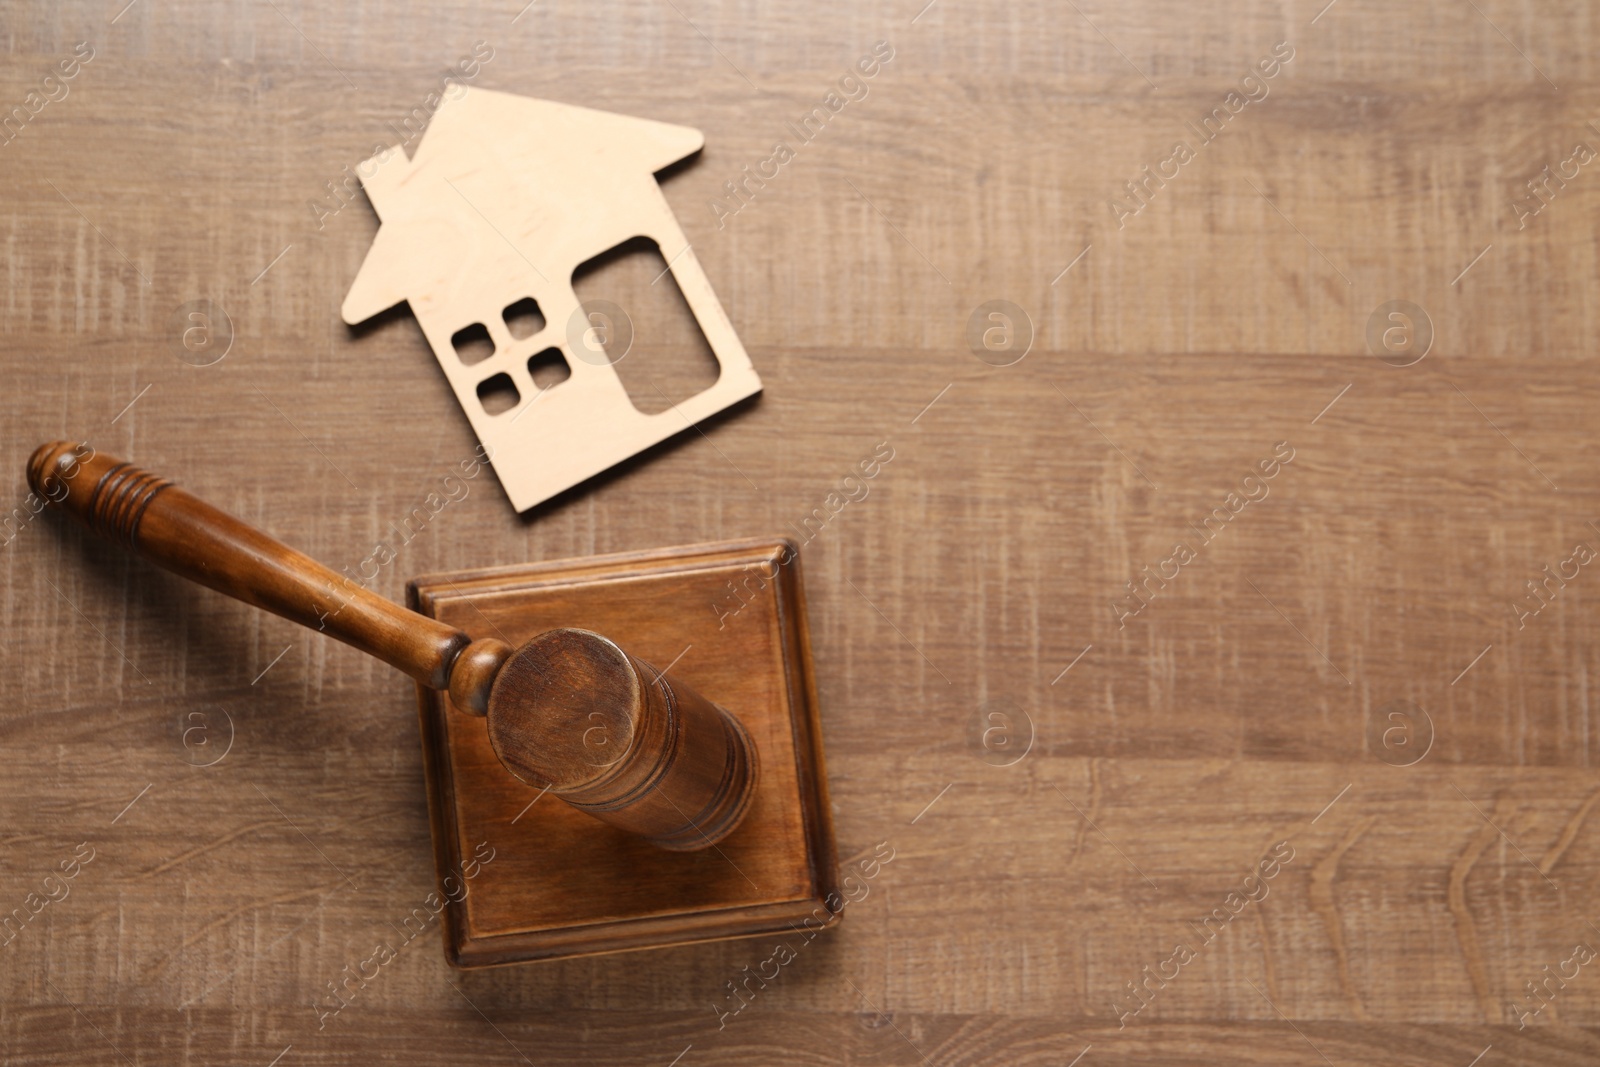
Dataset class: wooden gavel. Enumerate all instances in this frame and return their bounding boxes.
[27,442,758,851]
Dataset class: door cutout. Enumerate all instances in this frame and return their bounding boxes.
[571,236,721,414]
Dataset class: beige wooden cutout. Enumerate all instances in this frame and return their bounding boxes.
[341,87,761,512]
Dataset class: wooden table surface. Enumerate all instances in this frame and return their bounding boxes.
[4,1,1599,1063]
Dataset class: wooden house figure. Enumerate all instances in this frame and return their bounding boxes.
[341,87,761,511]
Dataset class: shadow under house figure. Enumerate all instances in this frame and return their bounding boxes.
[341,87,761,512]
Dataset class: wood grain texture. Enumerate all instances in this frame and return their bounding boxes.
[409,540,837,966]
[3,0,1599,1063]
[25,439,475,690]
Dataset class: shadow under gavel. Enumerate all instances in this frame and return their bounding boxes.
[27,441,758,851]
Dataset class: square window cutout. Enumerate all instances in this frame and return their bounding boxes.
[477,372,520,416]
[452,323,495,366]
[503,298,545,340]
[528,348,571,392]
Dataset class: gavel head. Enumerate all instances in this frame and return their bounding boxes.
[451,629,758,851]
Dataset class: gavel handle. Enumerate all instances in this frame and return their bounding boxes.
[28,441,475,691]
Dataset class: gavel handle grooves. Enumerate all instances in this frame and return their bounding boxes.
[27,441,504,702]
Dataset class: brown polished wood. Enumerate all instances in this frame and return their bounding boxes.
[26,440,760,852]
[487,628,759,852]
[407,539,839,966]
[9,0,1600,1061]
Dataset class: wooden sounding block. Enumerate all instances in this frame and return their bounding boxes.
[340,88,763,513]
[410,540,839,966]
[26,443,838,964]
